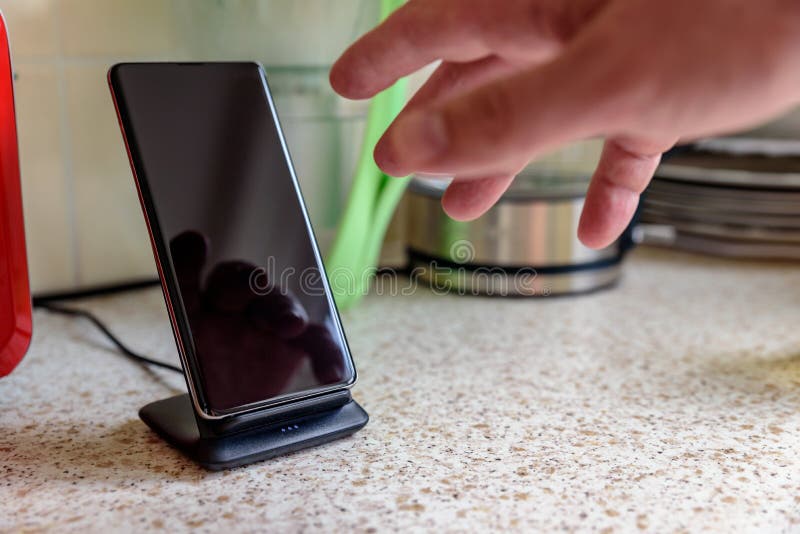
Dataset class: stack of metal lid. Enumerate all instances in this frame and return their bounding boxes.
[641,137,800,260]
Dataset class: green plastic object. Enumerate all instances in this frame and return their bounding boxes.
[325,0,409,309]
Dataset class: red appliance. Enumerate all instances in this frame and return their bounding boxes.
[0,11,31,377]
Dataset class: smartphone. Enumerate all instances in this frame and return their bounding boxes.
[109,62,356,419]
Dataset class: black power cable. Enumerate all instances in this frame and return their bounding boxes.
[31,270,409,376]
[33,281,183,374]
[33,278,160,302]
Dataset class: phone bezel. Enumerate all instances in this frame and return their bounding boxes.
[108,61,357,420]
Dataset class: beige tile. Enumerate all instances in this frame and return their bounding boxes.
[64,63,155,286]
[171,0,378,65]
[0,0,59,59]
[13,62,76,292]
[59,0,174,58]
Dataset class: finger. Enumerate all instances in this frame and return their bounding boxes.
[331,0,606,99]
[376,56,518,172]
[577,137,675,249]
[441,175,517,221]
[375,64,593,178]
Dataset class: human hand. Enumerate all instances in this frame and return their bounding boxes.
[330,0,800,248]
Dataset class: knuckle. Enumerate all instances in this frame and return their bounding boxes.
[439,83,523,162]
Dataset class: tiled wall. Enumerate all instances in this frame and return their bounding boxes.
[2,0,376,293]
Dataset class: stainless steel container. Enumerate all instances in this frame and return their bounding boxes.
[405,170,632,296]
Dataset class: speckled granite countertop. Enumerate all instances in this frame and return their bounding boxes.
[2,248,800,532]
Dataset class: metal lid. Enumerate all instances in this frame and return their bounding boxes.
[642,136,800,259]
[657,137,800,189]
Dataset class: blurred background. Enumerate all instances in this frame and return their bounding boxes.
[2,0,799,294]
[3,0,380,293]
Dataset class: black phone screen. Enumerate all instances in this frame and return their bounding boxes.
[109,63,355,415]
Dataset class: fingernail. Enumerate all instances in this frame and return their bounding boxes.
[392,112,448,166]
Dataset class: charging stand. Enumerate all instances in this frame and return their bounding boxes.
[139,389,368,470]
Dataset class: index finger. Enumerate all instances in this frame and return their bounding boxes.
[331,0,490,99]
[330,0,600,99]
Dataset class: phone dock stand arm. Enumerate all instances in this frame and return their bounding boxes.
[139,390,368,470]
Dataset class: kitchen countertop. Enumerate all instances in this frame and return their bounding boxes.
[3,248,800,532]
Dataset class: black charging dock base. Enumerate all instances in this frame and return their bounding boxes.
[139,392,368,471]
